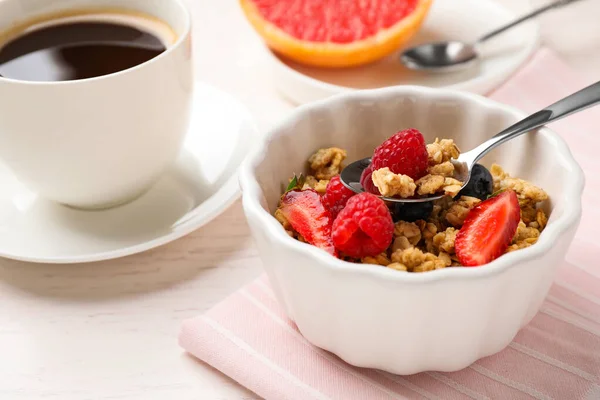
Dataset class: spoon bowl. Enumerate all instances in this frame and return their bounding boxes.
[400,42,478,72]
[339,156,471,203]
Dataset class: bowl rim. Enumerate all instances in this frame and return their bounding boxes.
[240,85,585,283]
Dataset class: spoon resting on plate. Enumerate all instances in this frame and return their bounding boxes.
[340,80,600,203]
[400,0,584,72]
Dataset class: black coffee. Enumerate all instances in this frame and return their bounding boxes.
[0,16,171,82]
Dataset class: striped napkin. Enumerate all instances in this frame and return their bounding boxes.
[179,48,600,400]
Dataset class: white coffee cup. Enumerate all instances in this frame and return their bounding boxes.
[0,0,193,209]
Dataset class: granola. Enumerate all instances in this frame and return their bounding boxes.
[391,247,450,272]
[419,221,439,253]
[427,197,453,232]
[372,168,416,198]
[513,220,540,242]
[275,140,550,273]
[308,147,347,180]
[416,174,445,195]
[427,138,460,165]
[532,208,548,230]
[302,175,329,194]
[491,164,548,206]
[274,208,294,237]
[428,161,455,177]
[394,221,422,245]
[392,236,413,253]
[432,227,458,254]
[442,178,463,197]
[445,196,481,228]
[362,253,391,266]
[507,221,540,253]
[387,262,408,271]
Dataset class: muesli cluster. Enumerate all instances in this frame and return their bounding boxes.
[274,128,549,272]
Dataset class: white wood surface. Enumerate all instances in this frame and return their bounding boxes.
[1,1,598,399]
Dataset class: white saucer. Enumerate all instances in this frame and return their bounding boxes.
[0,83,258,264]
[268,0,539,105]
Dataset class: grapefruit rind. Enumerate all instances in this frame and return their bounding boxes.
[240,0,434,68]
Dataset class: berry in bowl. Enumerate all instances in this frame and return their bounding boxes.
[240,86,583,374]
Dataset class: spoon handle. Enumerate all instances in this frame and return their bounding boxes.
[469,80,600,164]
[476,0,584,44]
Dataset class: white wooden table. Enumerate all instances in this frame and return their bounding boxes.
[1,1,598,399]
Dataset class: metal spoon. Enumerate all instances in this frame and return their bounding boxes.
[340,80,600,203]
[400,0,583,72]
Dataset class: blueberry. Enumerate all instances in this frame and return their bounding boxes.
[393,201,434,222]
[458,164,493,200]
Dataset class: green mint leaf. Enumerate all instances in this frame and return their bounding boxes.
[487,188,505,199]
[297,173,306,189]
[286,175,298,192]
[286,173,306,192]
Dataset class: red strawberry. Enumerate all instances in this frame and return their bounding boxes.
[280,189,337,256]
[322,176,355,218]
[455,190,520,267]
[332,192,394,258]
[371,128,429,180]
[360,163,380,195]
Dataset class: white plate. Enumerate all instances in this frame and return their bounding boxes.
[268,0,539,105]
[0,83,258,264]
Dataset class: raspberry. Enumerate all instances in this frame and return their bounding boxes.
[360,163,380,195]
[322,176,355,218]
[371,128,428,180]
[332,192,394,258]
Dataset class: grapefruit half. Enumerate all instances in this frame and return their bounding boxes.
[240,0,433,68]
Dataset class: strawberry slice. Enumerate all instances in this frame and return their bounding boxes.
[455,190,520,267]
[280,189,337,256]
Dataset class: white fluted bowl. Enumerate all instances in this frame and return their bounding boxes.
[239,86,584,374]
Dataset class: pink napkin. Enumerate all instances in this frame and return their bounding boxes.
[179,48,600,400]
